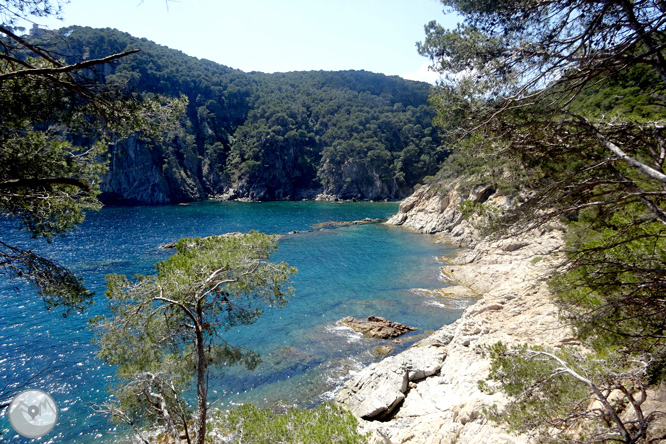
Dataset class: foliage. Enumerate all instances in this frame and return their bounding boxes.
[0,56,102,309]
[0,0,66,26]
[227,71,443,199]
[483,343,654,443]
[0,4,189,424]
[421,0,666,440]
[420,0,666,109]
[422,0,666,345]
[0,72,182,309]
[551,205,666,355]
[94,232,296,444]
[424,0,666,216]
[0,4,190,312]
[34,26,445,202]
[0,5,105,308]
[208,402,368,444]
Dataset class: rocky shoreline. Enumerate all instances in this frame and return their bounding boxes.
[335,184,575,444]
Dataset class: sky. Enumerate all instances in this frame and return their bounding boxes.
[26,0,458,83]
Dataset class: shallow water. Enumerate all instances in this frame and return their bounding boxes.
[0,201,464,442]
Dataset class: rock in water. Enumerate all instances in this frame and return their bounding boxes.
[314,218,383,227]
[339,316,417,339]
[371,345,395,357]
[159,232,248,249]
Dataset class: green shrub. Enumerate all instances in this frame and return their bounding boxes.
[208,402,368,444]
[482,342,650,443]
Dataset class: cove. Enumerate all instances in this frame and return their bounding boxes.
[0,201,463,443]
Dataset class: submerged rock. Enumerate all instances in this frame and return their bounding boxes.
[288,229,317,234]
[338,316,417,339]
[159,232,248,249]
[314,218,384,227]
[371,345,395,357]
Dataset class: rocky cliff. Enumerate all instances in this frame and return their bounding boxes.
[336,183,574,444]
[40,27,446,205]
[316,158,405,202]
[100,135,208,205]
[99,136,408,205]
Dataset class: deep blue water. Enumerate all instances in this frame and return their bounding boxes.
[0,201,463,443]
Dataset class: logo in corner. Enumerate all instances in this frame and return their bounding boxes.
[8,389,58,438]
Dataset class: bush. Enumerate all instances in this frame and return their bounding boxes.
[208,402,368,444]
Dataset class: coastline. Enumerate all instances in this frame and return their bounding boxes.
[336,184,575,444]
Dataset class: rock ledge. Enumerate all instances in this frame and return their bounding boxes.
[337,183,571,444]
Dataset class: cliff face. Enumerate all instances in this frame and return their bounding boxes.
[316,158,405,201]
[40,27,446,205]
[99,140,409,204]
[336,183,573,444]
[386,182,514,246]
[100,136,208,205]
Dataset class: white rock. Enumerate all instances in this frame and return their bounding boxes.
[338,182,572,444]
[336,345,446,420]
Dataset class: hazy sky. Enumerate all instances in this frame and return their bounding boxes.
[27,0,458,83]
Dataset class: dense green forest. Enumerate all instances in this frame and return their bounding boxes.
[35,26,443,204]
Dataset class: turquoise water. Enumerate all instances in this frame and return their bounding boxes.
[0,201,462,443]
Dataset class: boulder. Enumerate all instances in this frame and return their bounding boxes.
[336,345,446,420]
[371,345,395,357]
[338,316,417,339]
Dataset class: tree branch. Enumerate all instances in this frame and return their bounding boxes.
[0,49,140,82]
[154,292,197,326]
[575,116,666,184]
[528,350,635,443]
[0,177,91,191]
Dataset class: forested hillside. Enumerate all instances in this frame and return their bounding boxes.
[37,26,443,204]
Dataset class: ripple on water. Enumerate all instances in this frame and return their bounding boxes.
[0,201,459,442]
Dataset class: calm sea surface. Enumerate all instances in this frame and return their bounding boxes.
[0,201,466,443]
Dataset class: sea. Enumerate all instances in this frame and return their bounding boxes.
[0,201,468,443]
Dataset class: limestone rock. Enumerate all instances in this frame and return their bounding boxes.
[387,185,470,240]
[371,345,395,357]
[338,316,417,339]
[386,181,517,248]
[335,345,446,420]
[412,286,478,300]
[314,218,383,227]
[317,158,405,201]
[338,180,574,444]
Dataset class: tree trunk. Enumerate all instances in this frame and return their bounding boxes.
[147,389,180,444]
[193,306,208,444]
[619,0,666,85]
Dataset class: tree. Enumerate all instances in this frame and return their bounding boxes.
[420,0,666,109]
[482,343,655,444]
[419,0,666,439]
[93,232,296,444]
[0,1,186,312]
[419,0,666,224]
[210,402,369,444]
[0,4,186,423]
[418,0,666,221]
[421,1,666,347]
